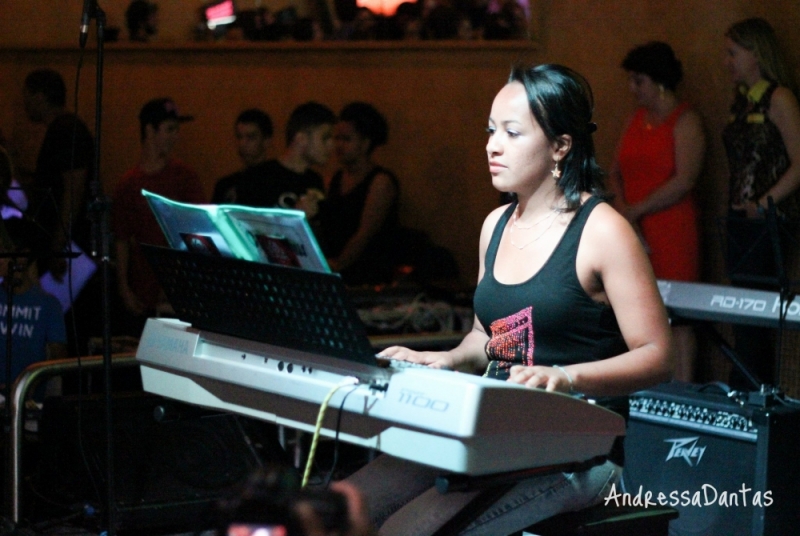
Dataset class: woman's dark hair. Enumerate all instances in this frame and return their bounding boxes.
[621,41,683,91]
[507,64,604,211]
[339,101,389,153]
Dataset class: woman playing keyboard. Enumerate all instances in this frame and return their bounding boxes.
[345,63,674,536]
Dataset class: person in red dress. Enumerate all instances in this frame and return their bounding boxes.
[609,42,705,382]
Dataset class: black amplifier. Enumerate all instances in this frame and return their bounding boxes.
[621,382,800,536]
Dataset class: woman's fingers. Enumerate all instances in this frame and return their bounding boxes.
[509,366,568,392]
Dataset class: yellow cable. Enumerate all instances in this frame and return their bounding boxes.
[302,377,359,488]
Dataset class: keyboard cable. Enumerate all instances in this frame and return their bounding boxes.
[323,383,361,488]
[302,376,360,488]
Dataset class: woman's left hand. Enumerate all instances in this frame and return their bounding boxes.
[508,365,572,393]
[377,345,457,369]
[731,200,764,219]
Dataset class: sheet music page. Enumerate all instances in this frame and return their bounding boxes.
[143,190,237,258]
[221,207,330,273]
[143,190,330,272]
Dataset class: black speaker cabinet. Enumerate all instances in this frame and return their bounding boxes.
[29,392,267,532]
[622,382,800,536]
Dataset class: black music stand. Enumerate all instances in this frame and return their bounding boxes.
[141,245,377,366]
[719,198,800,390]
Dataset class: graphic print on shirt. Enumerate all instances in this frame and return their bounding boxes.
[0,304,45,339]
[485,306,534,375]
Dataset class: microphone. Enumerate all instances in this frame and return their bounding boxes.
[79,0,93,48]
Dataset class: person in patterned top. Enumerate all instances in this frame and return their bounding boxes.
[722,17,800,388]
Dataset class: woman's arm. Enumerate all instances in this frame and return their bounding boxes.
[328,173,397,272]
[377,206,509,372]
[607,114,635,215]
[741,86,800,216]
[626,110,705,221]
[378,320,490,373]
[509,204,674,396]
[607,160,626,213]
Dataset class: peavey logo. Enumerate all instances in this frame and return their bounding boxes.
[664,437,706,467]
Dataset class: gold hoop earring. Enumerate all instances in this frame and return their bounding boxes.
[659,84,665,100]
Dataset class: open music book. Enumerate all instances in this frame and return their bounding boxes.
[143,190,330,273]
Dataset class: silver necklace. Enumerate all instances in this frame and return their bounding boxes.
[512,207,556,229]
[508,211,558,250]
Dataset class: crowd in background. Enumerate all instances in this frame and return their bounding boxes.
[1,16,798,383]
[0,10,799,536]
[121,0,530,44]
[234,0,530,42]
[1,72,459,359]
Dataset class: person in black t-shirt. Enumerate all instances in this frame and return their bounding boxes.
[236,102,335,220]
[23,68,94,260]
[23,68,98,356]
[212,108,274,204]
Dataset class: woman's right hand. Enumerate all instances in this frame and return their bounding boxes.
[296,188,325,219]
[376,346,456,369]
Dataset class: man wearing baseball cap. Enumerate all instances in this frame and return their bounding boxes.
[112,97,204,336]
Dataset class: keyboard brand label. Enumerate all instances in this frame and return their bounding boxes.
[709,295,767,312]
[772,297,800,317]
[141,333,193,357]
[708,294,800,319]
[397,388,449,412]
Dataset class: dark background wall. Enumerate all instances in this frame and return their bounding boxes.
[1,0,799,391]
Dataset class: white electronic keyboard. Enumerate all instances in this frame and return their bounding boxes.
[136,318,625,476]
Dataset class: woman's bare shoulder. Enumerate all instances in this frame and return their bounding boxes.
[478,203,511,247]
[583,200,641,250]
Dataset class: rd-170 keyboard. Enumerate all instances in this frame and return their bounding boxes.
[657,280,800,329]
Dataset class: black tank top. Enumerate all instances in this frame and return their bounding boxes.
[319,166,399,285]
[474,196,627,380]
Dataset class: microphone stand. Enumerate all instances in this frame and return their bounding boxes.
[3,256,22,513]
[83,3,117,534]
[764,197,796,387]
[4,260,18,401]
